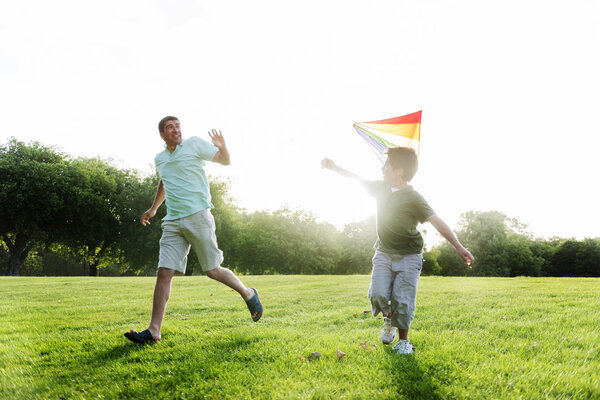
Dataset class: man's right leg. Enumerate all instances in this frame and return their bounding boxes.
[148,267,177,340]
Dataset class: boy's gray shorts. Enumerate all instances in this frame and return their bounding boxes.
[368,250,423,330]
[158,209,224,275]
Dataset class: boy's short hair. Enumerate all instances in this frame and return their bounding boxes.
[158,116,179,133]
[385,147,419,182]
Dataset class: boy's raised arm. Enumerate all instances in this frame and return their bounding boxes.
[427,215,474,266]
[321,158,368,184]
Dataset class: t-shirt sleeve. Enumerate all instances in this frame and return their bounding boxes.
[364,180,387,198]
[413,192,436,223]
[189,136,219,161]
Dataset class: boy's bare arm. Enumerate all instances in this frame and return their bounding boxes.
[321,158,367,183]
[427,215,474,266]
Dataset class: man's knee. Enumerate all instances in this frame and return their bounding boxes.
[205,267,221,280]
[157,267,176,281]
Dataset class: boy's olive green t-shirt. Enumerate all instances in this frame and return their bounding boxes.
[366,181,436,255]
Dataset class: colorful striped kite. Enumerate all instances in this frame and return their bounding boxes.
[353,110,422,162]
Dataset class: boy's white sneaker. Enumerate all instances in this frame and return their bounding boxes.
[393,339,414,355]
[381,317,396,344]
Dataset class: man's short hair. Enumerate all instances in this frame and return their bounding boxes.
[385,147,419,182]
[158,116,179,133]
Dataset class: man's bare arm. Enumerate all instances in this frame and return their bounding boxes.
[141,180,165,226]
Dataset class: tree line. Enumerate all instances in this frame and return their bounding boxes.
[1,139,598,277]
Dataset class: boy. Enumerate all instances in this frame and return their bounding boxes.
[322,147,473,354]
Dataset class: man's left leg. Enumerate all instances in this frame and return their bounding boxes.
[205,267,263,321]
[186,210,262,321]
[205,266,254,301]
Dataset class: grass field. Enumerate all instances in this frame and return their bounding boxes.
[0,276,598,399]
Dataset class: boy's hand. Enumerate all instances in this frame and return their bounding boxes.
[457,246,475,266]
[321,158,336,170]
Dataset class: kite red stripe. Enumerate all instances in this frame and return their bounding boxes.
[364,110,421,125]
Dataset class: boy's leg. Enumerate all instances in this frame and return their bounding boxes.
[390,254,423,340]
[389,254,422,354]
[368,251,394,316]
[369,251,396,344]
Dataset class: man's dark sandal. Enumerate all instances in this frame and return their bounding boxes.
[246,288,263,322]
[124,329,156,344]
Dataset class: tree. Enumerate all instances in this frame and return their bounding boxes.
[116,172,165,275]
[575,238,600,277]
[62,158,130,276]
[550,240,580,276]
[335,217,376,274]
[433,210,546,277]
[422,248,442,275]
[206,176,244,273]
[551,238,600,277]
[436,241,470,276]
[0,139,73,275]
[234,208,340,275]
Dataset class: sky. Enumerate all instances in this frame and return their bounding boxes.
[1,0,599,244]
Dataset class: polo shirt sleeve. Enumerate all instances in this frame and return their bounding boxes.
[189,136,219,161]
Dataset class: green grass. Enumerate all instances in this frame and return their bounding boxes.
[0,276,598,399]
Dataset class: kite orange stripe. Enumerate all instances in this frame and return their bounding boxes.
[357,122,420,140]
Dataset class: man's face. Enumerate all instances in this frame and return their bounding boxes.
[160,119,182,147]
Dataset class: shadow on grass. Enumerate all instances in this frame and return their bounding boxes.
[90,341,149,362]
[85,332,267,367]
[388,349,445,400]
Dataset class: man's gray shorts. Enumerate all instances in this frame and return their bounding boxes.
[158,209,224,275]
[368,250,423,330]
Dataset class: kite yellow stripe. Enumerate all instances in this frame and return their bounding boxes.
[355,124,421,154]
[356,122,420,140]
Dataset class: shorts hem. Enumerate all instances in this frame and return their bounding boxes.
[158,266,185,275]
[202,264,219,273]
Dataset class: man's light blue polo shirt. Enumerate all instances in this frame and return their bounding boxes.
[154,136,219,220]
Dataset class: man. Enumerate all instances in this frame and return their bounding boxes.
[125,116,262,344]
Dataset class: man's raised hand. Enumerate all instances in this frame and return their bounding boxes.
[209,129,226,149]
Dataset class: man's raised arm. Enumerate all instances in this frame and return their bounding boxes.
[209,129,231,166]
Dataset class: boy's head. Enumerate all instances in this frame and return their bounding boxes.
[384,146,418,182]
